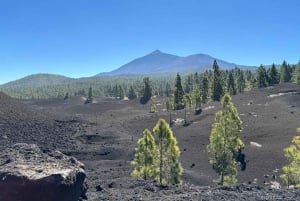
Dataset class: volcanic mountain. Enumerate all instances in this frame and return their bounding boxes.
[98,50,238,76]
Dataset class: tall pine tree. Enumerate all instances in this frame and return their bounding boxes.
[207,93,244,185]
[140,77,152,104]
[280,60,292,83]
[227,71,236,95]
[211,60,223,101]
[269,64,279,85]
[153,118,183,185]
[236,69,245,93]
[293,61,300,84]
[85,86,93,104]
[256,65,268,88]
[174,73,184,108]
[128,86,137,100]
[201,75,209,104]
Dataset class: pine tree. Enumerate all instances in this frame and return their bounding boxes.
[293,61,300,84]
[192,86,201,109]
[269,64,279,85]
[211,60,224,101]
[280,60,292,83]
[128,86,137,100]
[140,77,152,104]
[236,69,245,93]
[165,98,174,125]
[149,99,156,113]
[227,71,236,95]
[194,72,200,85]
[165,82,172,97]
[280,128,300,188]
[85,87,93,104]
[64,92,69,100]
[183,94,192,124]
[118,85,125,99]
[184,74,193,93]
[153,118,183,185]
[207,93,244,185]
[201,75,209,104]
[174,73,184,108]
[131,129,159,180]
[256,65,268,88]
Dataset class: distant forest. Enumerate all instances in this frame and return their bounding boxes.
[1,60,299,100]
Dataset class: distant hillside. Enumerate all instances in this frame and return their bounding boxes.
[1,74,74,88]
[98,50,239,76]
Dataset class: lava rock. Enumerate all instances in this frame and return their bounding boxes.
[0,143,87,201]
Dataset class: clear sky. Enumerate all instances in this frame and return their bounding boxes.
[0,0,299,84]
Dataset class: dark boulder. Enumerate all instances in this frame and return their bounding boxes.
[0,143,87,201]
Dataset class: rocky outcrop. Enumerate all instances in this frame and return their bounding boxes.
[0,143,87,201]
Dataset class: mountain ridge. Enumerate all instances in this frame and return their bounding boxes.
[97,50,239,76]
[1,50,256,87]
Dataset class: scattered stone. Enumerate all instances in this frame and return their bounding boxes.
[250,141,262,148]
[95,185,103,191]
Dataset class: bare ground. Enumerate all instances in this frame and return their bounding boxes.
[1,83,300,200]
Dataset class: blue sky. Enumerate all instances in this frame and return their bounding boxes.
[0,0,299,84]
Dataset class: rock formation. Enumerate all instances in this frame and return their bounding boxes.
[0,143,87,201]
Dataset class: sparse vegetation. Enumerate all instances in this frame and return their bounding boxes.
[131,118,182,185]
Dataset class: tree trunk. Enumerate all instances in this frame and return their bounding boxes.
[184,104,187,124]
[221,172,224,186]
[160,133,163,184]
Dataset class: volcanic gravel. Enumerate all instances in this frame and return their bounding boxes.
[1,83,300,200]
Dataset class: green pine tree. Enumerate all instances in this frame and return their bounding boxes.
[140,77,152,104]
[128,86,137,100]
[174,73,184,108]
[256,65,268,88]
[207,93,244,185]
[153,118,183,185]
[149,99,156,113]
[192,86,201,109]
[85,87,93,104]
[293,61,300,84]
[211,60,224,101]
[227,71,236,95]
[236,69,245,93]
[165,98,174,125]
[131,129,159,180]
[280,128,300,188]
[269,64,279,85]
[183,94,192,124]
[280,60,292,83]
[201,75,209,104]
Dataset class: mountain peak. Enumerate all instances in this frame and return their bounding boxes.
[150,49,163,55]
[97,50,240,76]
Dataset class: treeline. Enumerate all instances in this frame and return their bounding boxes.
[1,60,299,100]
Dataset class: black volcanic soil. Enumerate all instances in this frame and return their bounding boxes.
[1,83,300,200]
